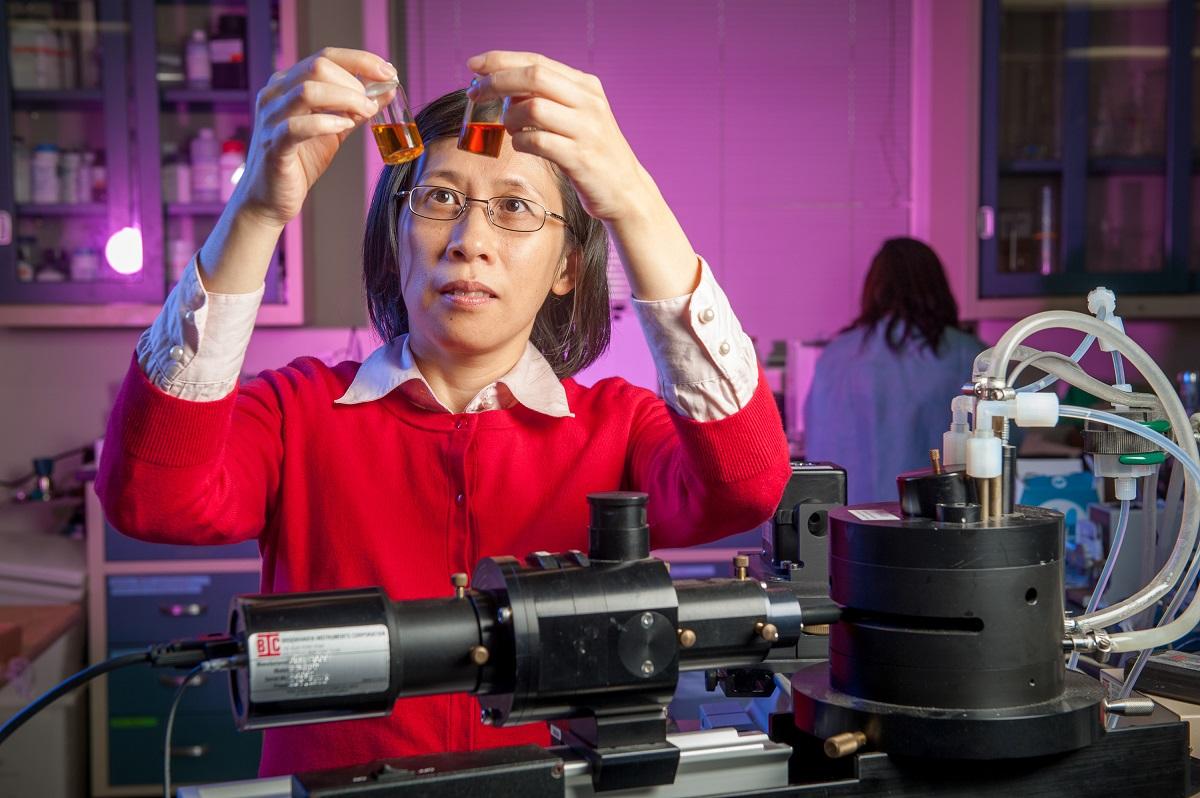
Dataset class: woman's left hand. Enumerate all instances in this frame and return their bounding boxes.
[466,51,647,224]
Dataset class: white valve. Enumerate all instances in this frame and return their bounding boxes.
[1014,392,1059,427]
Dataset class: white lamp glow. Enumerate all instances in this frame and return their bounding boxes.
[105,227,143,275]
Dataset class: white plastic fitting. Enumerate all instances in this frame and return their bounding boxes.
[943,396,974,466]
[1087,287,1126,352]
[966,436,1002,479]
[1014,392,1059,427]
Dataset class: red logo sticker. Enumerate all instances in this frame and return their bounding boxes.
[256,632,282,657]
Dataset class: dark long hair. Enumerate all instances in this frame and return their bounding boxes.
[847,237,960,353]
[361,90,611,379]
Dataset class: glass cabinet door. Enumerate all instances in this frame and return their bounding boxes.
[980,0,1196,298]
[132,0,284,304]
[1,0,157,304]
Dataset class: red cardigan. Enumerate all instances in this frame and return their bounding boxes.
[96,354,790,777]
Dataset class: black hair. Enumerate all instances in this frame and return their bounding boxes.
[361,89,611,378]
[847,237,961,353]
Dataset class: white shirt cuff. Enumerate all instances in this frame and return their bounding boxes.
[631,256,759,421]
[136,254,264,401]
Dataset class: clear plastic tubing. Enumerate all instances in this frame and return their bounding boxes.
[1016,334,1095,394]
[987,312,1199,631]
[1058,405,1200,649]
[1067,499,1130,672]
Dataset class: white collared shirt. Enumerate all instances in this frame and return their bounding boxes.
[137,255,759,421]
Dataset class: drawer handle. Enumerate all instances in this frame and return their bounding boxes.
[160,602,207,617]
[159,673,207,689]
[170,744,209,758]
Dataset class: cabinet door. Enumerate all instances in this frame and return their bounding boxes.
[132,0,286,304]
[1,0,164,304]
[980,0,1196,298]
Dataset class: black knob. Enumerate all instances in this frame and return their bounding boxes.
[587,492,649,562]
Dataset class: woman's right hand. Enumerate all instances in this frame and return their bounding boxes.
[234,47,397,228]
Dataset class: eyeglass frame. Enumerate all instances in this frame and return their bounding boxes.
[396,185,568,233]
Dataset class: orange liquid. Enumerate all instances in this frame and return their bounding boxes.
[372,122,424,165]
[457,122,506,158]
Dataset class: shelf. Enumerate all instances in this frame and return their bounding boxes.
[166,202,226,216]
[160,87,252,107]
[12,89,104,108]
[16,203,108,217]
[999,159,1062,175]
[1087,157,1167,175]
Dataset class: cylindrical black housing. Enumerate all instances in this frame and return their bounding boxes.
[896,469,974,518]
[674,581,803,670]
[230,588,402,730]
[587,491,649,562]
[473,553,678,726]
[827,502,1065,709]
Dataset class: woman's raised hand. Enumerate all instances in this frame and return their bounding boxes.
[235,47,396,228]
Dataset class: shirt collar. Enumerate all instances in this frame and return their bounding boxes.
[334,334,573,418]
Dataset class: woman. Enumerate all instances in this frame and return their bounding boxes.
[96,48,789,775]
[804,237,984,505]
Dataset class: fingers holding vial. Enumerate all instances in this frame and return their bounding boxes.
[365,79,424,164]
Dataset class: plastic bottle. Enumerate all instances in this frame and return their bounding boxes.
[77,151,95,203]
[91,156,107,203]
[10,23,39,90]
[60,29,77,89]
[190,128,220,202]
[13,138,31,204]
[209,14,247,89]
[32,22,61,89]
[185,29,211,90]
[60,151,81,204]
[168,234,194,284]
[36,249,67,282]
[31,144,60,204]
[218,139,246,202]
[70,247,99,281]
[161,142,192,203]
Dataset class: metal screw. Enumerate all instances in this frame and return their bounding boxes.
[497,607,512,624]
[755,621,780,642]
[824,731,867,759]
[469,645,489,666]
[450,573,468,599]
[640,612,654,628]
[733,555,749,580]
[640,659,655,676]
[677,628,697,648]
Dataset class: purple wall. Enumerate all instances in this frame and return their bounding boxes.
[406,0,913,352]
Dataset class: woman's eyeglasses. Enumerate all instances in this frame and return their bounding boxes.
[397,185,567,233]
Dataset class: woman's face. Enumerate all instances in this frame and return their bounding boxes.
[397,136,574,364]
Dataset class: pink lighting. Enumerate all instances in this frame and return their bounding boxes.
[105,227,143,275]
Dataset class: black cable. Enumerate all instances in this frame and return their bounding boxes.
[163,663,206,798]
[0,651,149,746]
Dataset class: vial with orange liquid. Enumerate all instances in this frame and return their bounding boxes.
[458,93,509,158]
[365,79,424,165]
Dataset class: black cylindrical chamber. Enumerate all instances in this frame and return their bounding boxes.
[473,554,678,726]
[675,580,802,670]
[391,594,494,698]
[827,503,1065,710]
[230,588,402,730]
[588,491,650,562]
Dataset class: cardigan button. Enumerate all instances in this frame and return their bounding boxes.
[699,307,715,323]
[718,341,731,356]
[455,418,466,429]
[455,493,465,505]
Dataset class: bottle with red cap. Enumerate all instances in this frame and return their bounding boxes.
[218,139,246,203]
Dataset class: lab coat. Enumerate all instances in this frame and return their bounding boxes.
[803,324,985,506]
